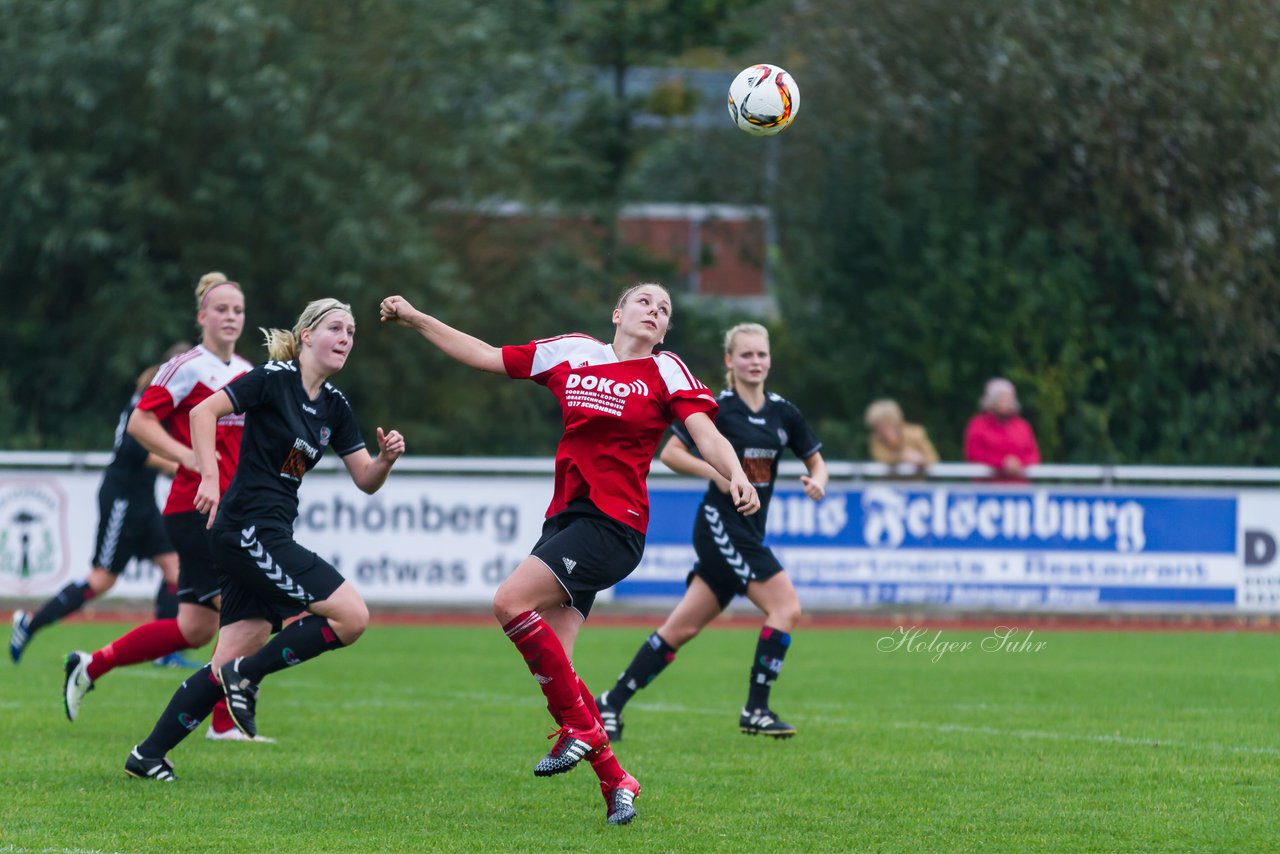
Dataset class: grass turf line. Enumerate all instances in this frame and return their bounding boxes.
[1,623,1278,852]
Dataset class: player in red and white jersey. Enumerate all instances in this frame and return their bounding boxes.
[62,272,261,741]
[381,283,760,826]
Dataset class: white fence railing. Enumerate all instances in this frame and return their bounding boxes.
[3,453,1280,614]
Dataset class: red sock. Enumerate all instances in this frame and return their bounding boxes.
[210,698,235,733]
[86,618,190,681]
[579,677,604,728]
[503,611,594,731]
[589,746,626,785]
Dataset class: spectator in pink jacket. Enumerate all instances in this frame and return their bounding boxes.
[963,378,1040,482]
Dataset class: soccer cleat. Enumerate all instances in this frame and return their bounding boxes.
[601,772,641,825]
[63,651,95,722]
[10,610,31,663]
[206,725,276,744]
[739,707,797,738]
[533,722,609,777]
[154,651,204,669]
[125,747,177,781]
[595,691,624,742]
[215,657,259,738]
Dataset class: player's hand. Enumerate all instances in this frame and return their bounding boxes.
[379,295,420,327]
[800,475,826,501]
[377,427,406,462]
[193,474,221,530]
[728,475,761,516]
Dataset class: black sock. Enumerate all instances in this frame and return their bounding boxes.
[154,580,179,620]
[609,631,677,709]
[29,581,92,633]
[137,665,223,756]
[746,627,791,710]
[237,616,345,683]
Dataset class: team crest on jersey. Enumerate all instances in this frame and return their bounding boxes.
[319,426,331,447]
[0,480,68,593]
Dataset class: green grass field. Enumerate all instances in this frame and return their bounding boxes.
[2,617,1278,853]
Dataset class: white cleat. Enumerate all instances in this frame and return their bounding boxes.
[206,726,276,744]
[63,651,94,722]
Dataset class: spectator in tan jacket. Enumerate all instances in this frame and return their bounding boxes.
[865,399,939,473]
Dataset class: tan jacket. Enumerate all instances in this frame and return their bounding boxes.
[869,423,939,466]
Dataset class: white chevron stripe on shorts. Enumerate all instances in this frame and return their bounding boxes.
[237,526,315,605]
[96,498,129,568]
[704,505,751,582]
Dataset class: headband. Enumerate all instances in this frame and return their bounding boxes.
[199,280,243,310]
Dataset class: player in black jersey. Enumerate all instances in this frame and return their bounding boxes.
[596,322,828,739]
[10,346,190,664]
[125,298,405,780]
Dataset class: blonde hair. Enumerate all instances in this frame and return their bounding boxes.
[261,298,353,361]
[194,271,243,311]
[723,322,769,390]
[864,398,904,429]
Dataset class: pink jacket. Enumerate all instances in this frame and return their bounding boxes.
[963,412,1040,482]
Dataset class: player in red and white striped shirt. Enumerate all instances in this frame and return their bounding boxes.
[61,273,258,740]
[381,284,760,826]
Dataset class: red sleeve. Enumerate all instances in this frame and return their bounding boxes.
[669,392,718,426]
[501,342,535,380]
[136,383,176,424]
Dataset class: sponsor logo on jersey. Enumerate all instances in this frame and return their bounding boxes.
[748,416,766,425]
[293,437,320,460]
[562,557,577,575]
[302,403,317,415]
[563,372,650,417]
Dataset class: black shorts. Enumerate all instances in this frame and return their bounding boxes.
[213,525,344,632]
[166,511,221,608]
[689,503,785,609]
[530,500,645,620]
[92,490,173,575]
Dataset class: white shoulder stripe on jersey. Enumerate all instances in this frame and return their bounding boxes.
[153,347,202,387]
[529,334,611,376]
[655,350,706,394]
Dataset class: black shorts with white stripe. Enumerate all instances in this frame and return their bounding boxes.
[688,502,785,610]
[212,524,343,631]
[93,488,172,575]
[530,499,645,620]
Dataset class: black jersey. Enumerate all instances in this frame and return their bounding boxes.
[217,360,365,533]
[670,389,822,540]
[100,393,160,501]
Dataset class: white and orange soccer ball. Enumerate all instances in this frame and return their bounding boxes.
[726,64,800,136]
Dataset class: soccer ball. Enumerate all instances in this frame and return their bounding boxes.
[727,64,800,136]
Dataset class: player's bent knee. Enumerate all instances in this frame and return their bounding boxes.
[179,622,217,648]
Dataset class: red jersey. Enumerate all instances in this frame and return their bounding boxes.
[137,344,252,514]
[503,334,718,533]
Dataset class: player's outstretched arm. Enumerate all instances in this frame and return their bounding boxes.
[681,411,760,516]
[379,295,505,374]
